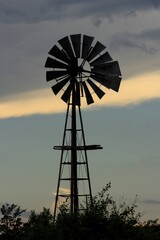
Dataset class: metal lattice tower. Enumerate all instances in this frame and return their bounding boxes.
[45,34,122,220]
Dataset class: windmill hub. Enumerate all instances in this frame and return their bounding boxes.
[67,58,91,81]
[78,58,91,78]
[67,62,83,77]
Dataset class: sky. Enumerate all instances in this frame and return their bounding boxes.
[0,0,160,221]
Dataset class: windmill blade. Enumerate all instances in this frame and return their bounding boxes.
[82,35,94,59]
[75,82,81,106]
[79,81,84,97]
[70,34,81,58]
[105,75,122,92]
[45,57,68,69]
[92,61,122,76]
[87,78,105,99]
[90,74,111,89]
[90,51,112,66]
[46,34,122,105]
[82,81,94,105]
[48,45,70,64]
[46,70,68,82]
[86,41,106,62]
[61,83,73,103]
[58,36,75,59]
[51,76,70,95]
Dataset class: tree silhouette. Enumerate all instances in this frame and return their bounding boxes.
[0,203,26,240]
[23,208,54,240]
[1,184,160,240]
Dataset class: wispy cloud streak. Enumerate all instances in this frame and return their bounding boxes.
[0,71,160,119]
[143,199,160,205]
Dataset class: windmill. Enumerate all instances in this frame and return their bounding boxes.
[45,34,122,220]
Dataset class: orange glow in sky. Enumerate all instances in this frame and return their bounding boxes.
[0,70,160,119]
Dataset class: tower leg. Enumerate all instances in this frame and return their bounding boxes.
[71,89,78,215]
[53,103,70,221]
[78,106,93,205]
[53,101,101,221]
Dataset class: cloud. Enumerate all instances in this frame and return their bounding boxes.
[0,70,160,119]
[110,36,157,54]
[143,199,160,205]
[98,71,160,107]
[152,0,160,9]
[0,0,158,24]
[51,187,70,212]
[110,28,160,54]
[0,4,159,100]
[0,88,66,119]
[139,27,160,41]
[52,187,70,196]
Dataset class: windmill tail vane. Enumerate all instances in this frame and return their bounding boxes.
[45,34,122,220]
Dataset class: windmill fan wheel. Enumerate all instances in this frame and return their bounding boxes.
[45,34,122,105]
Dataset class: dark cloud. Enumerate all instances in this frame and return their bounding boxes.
[0,0,159,100]
[0,22,49,99]
[152,0,160,8]
[125,10,137,17]
[110,36,157,54]
[139,28,160,41]
[109,28,160,54]
[0,0,159,24]
[143,199,160,205]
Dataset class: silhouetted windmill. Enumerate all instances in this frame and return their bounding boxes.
[45,34,122,220]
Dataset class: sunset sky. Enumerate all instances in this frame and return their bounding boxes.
[0,0,160,221]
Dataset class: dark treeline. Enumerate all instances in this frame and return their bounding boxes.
[1,183,160,240]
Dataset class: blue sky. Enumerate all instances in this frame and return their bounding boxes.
[0,0,160,221]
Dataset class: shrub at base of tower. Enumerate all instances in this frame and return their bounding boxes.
[1,184,160,240]
[55,182,142,240]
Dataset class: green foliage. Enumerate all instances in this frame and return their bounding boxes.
[135,219,160,240]
[0,203,26,239]
[23,208,54,240]
[1,183,160,240]
[55,182,142,240]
